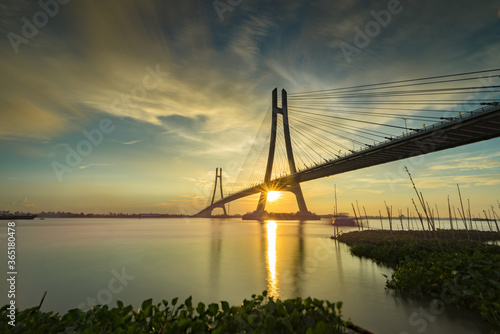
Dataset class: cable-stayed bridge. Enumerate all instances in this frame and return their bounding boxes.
[195,69,500,218]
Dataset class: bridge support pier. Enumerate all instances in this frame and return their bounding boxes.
[249,88,313,219]
[208,167,227,216]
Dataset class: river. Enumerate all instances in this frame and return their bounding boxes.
[0,218,494,333]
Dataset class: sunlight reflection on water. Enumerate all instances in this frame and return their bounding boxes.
[265,221,279,298]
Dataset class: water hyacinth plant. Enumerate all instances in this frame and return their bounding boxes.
[0,291,352,333]
[337,230,500,327]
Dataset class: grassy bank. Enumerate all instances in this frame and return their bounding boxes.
[337,230,500,327]
[1,292,355,333]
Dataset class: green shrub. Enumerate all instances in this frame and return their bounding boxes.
[338,230,500,327]
[0,292,349,333]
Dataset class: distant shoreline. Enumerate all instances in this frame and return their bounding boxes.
[0,212,494,221]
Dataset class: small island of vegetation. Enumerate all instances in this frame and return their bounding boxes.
[337,229,500,328]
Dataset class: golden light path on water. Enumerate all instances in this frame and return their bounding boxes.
[266,220,279,298]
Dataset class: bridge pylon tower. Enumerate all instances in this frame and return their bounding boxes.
[209,167,227,216]
[253,88,310,217]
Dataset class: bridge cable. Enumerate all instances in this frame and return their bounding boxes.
[288,68,500,97]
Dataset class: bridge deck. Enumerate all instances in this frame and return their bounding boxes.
[195,105,500,217]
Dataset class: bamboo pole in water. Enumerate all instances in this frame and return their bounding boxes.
[398,209,404,231]
[457,184,470,240]
[378,210,383,230]
[412,198,427,237]
[483,210,493,232]
[448,196,455,240]
[472,214,482,241]
[426,201,436,232]
[405,167,434,234]
[384,201,393,234]
[491,207,500,234]
[407,208,411,231]
[334,184,338,217]
[453,206,463,240]
[352,203,360,231]
[363,206,370,229]
[356,200,364,231]
[435,204,441,230]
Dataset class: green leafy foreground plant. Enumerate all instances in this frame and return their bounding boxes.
[0,291,350,333]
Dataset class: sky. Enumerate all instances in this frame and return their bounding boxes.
[1,0,499,216]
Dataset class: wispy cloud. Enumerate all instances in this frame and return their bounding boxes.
[417,174,500,188]
[354,166,500,189]
[429,152,500,171]
[122,140,143,145]
[77,163,113,170]
[0,1,269,144]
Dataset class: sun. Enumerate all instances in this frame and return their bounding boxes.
[267,191,281,202]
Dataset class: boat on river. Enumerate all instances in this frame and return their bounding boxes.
[331,214,358,226]
[331,185,358,227]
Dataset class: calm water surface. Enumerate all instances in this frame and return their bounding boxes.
[0,218,494,333]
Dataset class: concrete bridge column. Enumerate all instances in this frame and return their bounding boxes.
[254,88,309,214]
